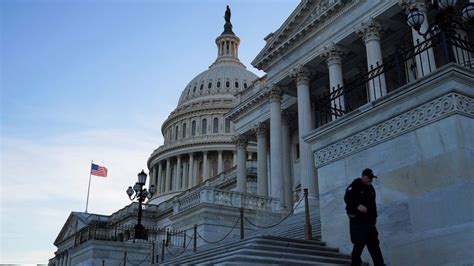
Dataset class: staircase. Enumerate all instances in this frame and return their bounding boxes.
[161,210,352,265]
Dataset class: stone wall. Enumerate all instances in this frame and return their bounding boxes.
[308,66,474,265]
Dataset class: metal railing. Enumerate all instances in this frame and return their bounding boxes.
[315,31,473,125]
[73,224,187,247]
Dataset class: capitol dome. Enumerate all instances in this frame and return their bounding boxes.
[147,7,259,204]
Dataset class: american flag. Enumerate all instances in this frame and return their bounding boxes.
[91,163,107,177]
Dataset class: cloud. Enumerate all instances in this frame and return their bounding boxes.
[0,127,163,263]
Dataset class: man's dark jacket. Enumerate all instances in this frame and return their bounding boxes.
[344,178,378,224]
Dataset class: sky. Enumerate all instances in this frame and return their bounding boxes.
[0,0,299,263]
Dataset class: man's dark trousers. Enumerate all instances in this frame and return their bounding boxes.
[350,218,384,266]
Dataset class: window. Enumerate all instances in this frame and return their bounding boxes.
[217,81,221,88]
[213,118,219,133]
[200,84,204,90]
[175,126,179,140]
[202,119,207,135]
[191,120,196,136]
[224,159,232,171]
[235,81,239,88]
[182,123,187,138]
[193,86,196,92]
[211,159,218,177]
[226,81,230,88]
[208,82,212,89]
[225,118,231,133]
[244,83,248,89]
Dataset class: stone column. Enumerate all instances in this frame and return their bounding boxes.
[165,158,171,192]
[290,65,318,207]
[218,150,223,174]
[233,151,237,166]
[322,42,347,119]
[157,162,163,193]
[183,159,188,188]
[269,87,286,209]
[176,155,182,190]
[282,111,293,212]
[234,135,248,193]
[401,0,436,77]
[254,122,268,197]
[203,151,209,181]
[188,153,194,188]
[357,19,387,101]
[58,254,63,266]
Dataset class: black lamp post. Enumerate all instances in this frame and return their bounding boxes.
[126,170,156,240]
[405,0,474,37]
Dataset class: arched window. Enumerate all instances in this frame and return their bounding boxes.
[213,118,219,133]
[244,83,248,89]
[175,125,179,140]
[224,159,232,171]
[217,81,221,88]
[225,118,231,133]
[193,86,197,92]
[235,81,239,88]
[208,82,212,89]
[202,119,207,135]
[191,120,196,136]
[200,84,204,90]
[182,123,187,138]
[211,159,218,177]
[226,81,230,88]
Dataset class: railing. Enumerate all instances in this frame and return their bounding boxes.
[315,30,473,126]
[173,186,280,214]
[74,224,187,247]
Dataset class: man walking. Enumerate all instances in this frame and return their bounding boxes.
[344,168,385,266]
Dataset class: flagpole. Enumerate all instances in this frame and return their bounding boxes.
[85,160,93,213]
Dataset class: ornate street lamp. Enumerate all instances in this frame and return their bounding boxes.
[126,170,156,240]
[405,0,474,36]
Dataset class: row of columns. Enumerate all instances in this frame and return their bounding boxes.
[151,150,236,195]
[56,251,68,266]
[318,15,438,112]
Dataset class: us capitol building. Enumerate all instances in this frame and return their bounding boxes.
[51,1,473,265]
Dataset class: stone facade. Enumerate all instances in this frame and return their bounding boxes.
[52,1,474,265]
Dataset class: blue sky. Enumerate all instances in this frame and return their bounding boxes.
[1,0,299,263]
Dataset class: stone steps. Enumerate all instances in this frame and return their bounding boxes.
[158,211,351,265]
[163,235,351,265]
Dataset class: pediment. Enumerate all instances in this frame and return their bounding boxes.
[252,0,356,70]
[53,212,88,246]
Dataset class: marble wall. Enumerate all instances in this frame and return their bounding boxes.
[316,114,474,265]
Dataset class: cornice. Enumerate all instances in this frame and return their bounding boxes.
[227,87,272,121]
[313,92,473,167]
[252,0,361,71]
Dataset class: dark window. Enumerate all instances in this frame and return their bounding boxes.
[175,126,179,140]
[208,82,212,89]
[226,81,230,88]
[193,86,196,92]
[191,121,196,136]
[235,81,239,88]
[295,143,300,160]
[202,119,207,135]
[217,81,221,88]
[225,118,231,133]
[244,83,248,89]
[200,84,204,90]
[182,123,187,138]
[213,118,219,133]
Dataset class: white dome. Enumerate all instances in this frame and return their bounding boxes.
[177,61,258,107]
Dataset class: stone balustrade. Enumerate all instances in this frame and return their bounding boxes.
[173,186,280,214]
